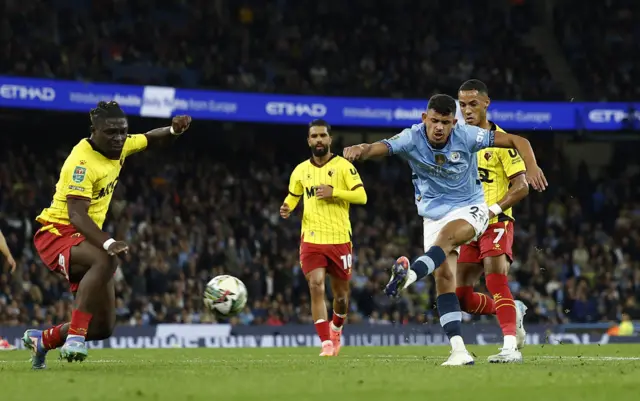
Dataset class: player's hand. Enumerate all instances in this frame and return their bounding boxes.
[6,255,16,274]
[171,115,192,134]
[107,241,129,256]
[280,203,291,219]
[315,184,333,200]
[343,145,364,162]
[526,166,548,192]
[488,211,495,220]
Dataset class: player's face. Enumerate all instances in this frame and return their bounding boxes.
[93,118,128,155]
[308,126,331,157]
[458,90,490,126]
[421,109,457,146]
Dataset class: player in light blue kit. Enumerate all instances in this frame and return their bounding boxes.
[343,95,547,366]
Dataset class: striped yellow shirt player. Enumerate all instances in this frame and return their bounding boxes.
[477,122,526,225]
[457,80,532,363]
[285,155,364,244]
[279,119,367,358]
[37,134,148,229]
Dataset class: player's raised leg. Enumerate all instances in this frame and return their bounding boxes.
[387,205,488,365]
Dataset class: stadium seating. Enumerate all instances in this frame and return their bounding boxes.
[1,0,564,100]
[553,0,639,101]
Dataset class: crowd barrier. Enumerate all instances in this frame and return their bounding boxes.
[1,324,635,349]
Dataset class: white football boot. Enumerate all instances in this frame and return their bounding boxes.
[515,300,528,349]
[441,350,475,366]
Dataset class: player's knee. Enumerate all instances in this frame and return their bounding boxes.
[483,256,509,275]
[433,234,458,254]
[307,277,325,297]
[92,253,118,277]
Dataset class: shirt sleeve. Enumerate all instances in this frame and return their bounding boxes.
[122,134,149,157]
[288,166,303,196]
[380,128,413,156]
[463,124,495,152]
[59,158,96,200]
[498,148,527,179]
[341,160,364,190]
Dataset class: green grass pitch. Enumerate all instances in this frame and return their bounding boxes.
[1,345,638,401]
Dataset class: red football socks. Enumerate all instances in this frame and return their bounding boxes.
[456,286,496,315]
[68,310,93,338]
[314,320,330,342]
[485,273,517,336]
[41,324,66,350]
[332,312,346,329]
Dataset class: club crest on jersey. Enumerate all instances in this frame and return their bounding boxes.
[435,154,446,166]
[484,151,493,161]
[450,152,461,162]
[72,166,87,183]
[328,168,335,177]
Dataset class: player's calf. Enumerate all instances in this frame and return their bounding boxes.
[483,255,519,351]
[305,269,332,354]
[330,278,349,356]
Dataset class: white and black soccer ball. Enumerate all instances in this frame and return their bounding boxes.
[203,275,248,318]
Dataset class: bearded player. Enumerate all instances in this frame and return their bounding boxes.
[280,119,367,357]
[344,94,547,366]
[23,101,191,369]
[457,80,529,363]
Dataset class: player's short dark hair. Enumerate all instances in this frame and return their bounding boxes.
[427,94,457,116]
[308,119,331,133]
[90,101,126,124]
[459,79,489,96]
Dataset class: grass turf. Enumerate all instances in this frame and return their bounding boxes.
[1,345,638,401]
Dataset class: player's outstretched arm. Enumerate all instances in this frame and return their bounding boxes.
[0,230,16,273]
[493,131,548,192]
[144,115,192,148]
[67,198,128,255]
[343,142,389,162]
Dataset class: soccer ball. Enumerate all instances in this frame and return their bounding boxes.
[203,275,248,317]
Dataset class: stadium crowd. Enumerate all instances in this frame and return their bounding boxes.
[1,0,565,100]
[0,125,639,329]
[554,0,639,101]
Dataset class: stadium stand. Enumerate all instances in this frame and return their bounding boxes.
[1,0,564,100]
[553,0,639,101]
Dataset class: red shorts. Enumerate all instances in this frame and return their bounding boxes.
[458,221,514,264]
[300,241,353,281]
[33,223,86,292]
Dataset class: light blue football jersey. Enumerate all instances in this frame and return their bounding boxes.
[381,123,495,220]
